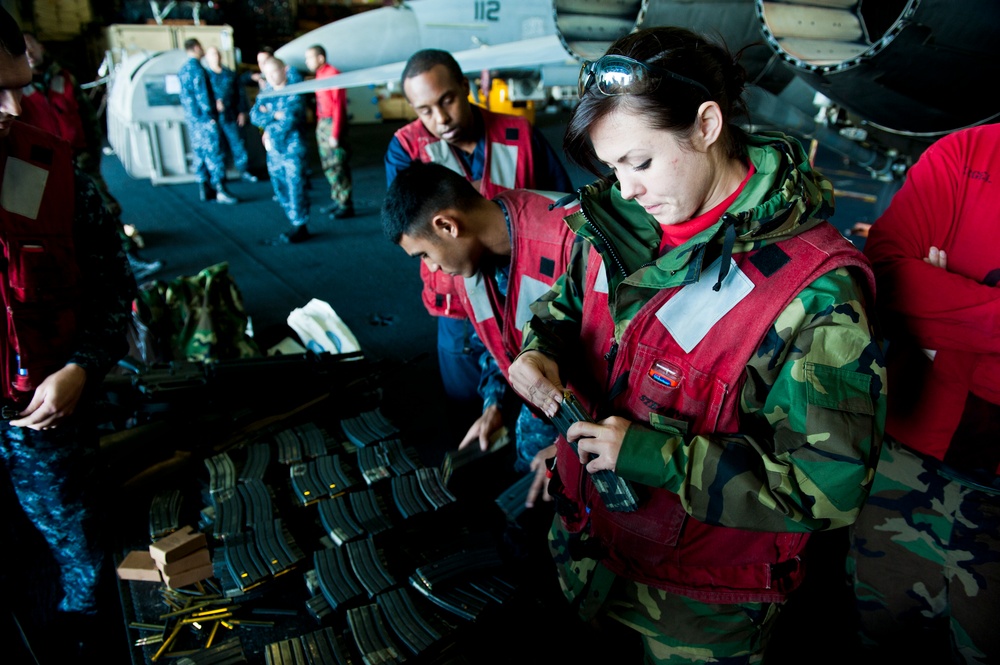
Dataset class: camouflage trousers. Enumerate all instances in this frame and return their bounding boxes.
[315,118,353,209]
[218,117,249,175]
[266,147,310,227]
[188,117,227,186]
[0,420,103,614]
[549,518,780,664]
[847,436,1000,664]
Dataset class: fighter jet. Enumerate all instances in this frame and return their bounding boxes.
[264,0,1000,184]
[271,0,581,99]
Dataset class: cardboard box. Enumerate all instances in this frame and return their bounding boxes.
[162,561,215,589]
[116,550,163,583]
[157,547,211,577]
[149,525,208,565]
[377,96,417,121]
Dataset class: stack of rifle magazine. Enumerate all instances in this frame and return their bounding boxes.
[339,408,400,448]
[149,489,183,540]
[549,392,638,513]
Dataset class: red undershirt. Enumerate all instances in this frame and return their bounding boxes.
[658,163,755,255]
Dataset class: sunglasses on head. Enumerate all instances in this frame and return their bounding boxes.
[578,54,710,99]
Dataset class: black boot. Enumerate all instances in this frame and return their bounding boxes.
[332,203,354,219]
[198,181,215,202]
[262,224,310,245]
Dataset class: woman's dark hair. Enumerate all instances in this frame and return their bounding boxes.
[564,26,749,177]
[0,8,25,57]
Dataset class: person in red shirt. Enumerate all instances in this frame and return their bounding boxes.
[304,44,353,219]
[847,122,1000,664]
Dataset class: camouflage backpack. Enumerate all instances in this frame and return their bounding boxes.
[131,262,261,364]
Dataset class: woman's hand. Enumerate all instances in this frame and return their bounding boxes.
[571,416,630,473]
[508,351,564,418]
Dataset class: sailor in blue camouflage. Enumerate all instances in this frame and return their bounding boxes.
[204,46,251,179]
[177,39,227,191]
[251,57,310,231]
[1,170,137,616]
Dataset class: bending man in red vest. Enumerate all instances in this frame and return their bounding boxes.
[384,49,572,419]
[382,161,578,472]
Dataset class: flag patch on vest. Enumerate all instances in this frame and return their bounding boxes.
[539,256,555,278]
[656,257,754,353]
[505,128,519,140]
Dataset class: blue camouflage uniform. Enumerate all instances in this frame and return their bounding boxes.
[250,84,309,228]
[0,170,136,616]
[205,64,250,176]
[177,56,226,188]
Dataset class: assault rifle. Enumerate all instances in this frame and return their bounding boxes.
[102,350,389,423]
[120,350,365,396]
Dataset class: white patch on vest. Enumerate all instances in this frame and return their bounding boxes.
[593,256,609,294]
[51,76,66,95]
[424,142,465,175]
[1,157,48,220]
[489,142,518,189]
[463,272,495,323]
[656,257,754,353]
[516,274,553,331]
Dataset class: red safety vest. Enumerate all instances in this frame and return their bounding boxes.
[0,122,80,401]
[394,108,537,319]
[559,222,874,603]
[455,190,578,377]
[20,71,88,151]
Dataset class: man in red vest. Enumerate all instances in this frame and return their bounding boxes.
[384,48,572,420]
[382,161,577,472]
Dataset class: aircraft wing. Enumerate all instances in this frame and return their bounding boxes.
[258,35,578,99]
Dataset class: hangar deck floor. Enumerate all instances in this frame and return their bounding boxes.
[2,109,886,664]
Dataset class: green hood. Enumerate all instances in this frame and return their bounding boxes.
[568,131,835,291]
